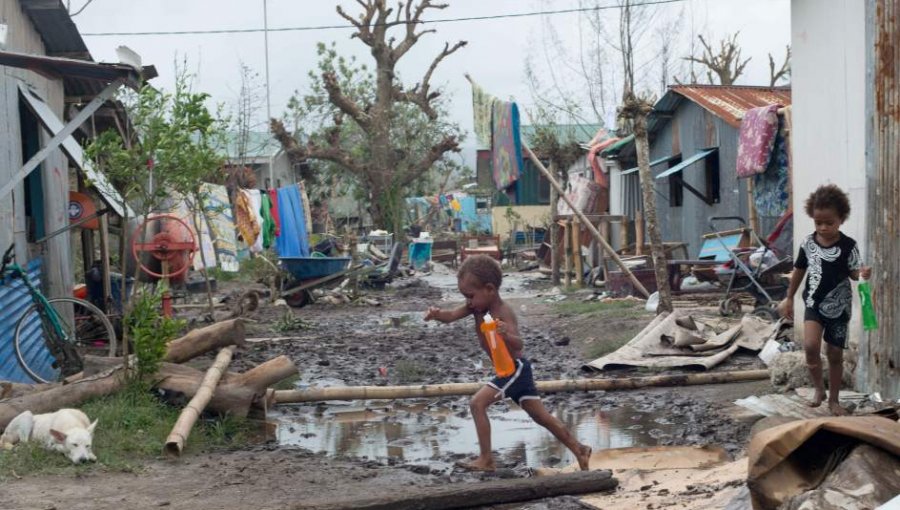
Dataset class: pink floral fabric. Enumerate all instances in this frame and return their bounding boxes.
[736,104,781,178]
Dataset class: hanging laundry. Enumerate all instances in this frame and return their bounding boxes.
[234,189,261,249]
[298,181,313,234]
[275,185,311,258]
[247,189,265,253]
[491,101,524,190]
[268,188,281,237]
[736,104,782,178]
[470,77,496,150]
[200,183,239,272]
[260,192,276,250]
[753,115,791,219]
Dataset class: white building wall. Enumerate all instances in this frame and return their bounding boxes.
[791,0,867,354]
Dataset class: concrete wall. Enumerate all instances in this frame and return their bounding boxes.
[0,0,71,298]
[791,0,867,354]
[647,101,750,258]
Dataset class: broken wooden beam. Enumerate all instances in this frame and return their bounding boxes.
[292,469,617,510]
[274,369,769,404]
[164,346,235,458]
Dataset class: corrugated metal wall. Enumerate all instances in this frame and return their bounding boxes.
[862,0,900,398]
[0,257,57,383]
[647,102,750,257]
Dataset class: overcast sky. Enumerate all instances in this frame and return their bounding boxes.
[73,0,790,161]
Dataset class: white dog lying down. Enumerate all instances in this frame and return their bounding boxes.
[0,409,97,463]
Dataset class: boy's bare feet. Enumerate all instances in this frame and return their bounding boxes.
[829,401,849,416]
[456,457,496,472]
[576,445,593,471]
[807,389,826,408]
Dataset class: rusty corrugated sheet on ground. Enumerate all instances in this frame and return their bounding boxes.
[669,85,792,128]
[865,0,900,399]
[0,258,57,384]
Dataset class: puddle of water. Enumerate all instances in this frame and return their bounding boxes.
[273,402,682,469]
[421,272,547,301]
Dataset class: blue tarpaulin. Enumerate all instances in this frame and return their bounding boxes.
[275,185,310,258]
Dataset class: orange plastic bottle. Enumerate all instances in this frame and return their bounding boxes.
[480,312,516,377]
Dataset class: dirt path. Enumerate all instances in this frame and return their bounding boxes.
[2,273,770,509]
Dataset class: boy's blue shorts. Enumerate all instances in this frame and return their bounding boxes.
[486,358,539,405]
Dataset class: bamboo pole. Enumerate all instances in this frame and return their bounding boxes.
[273,369,769,404]
[164,346,235,458]
[523,145,650,297]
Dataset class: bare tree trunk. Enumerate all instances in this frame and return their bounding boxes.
[189,197,216,316]
[623,94,673,312]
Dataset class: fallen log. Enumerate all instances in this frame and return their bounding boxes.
[0,381,58,400]
[0,369,125,430]
[164,347,235,458]
[164,319,246,363]
[293,470,617,510]
[82,355,297,417]
[274,370,770,403]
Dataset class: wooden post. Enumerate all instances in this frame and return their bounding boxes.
[572,216,583,287]
[549,163,560,285]
[619,216,630,254]
[523,145,650,297]
[563,219,572,287]
[746,178,760,234]
[635,210,645,255]
[627,96,674,312]
[98,213,112,312]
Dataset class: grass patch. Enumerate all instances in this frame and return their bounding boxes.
[0,382,255,480]
[554,299,647,317]
[582,327,645,359]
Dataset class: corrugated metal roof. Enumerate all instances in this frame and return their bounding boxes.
[20,0,90,58]
[0,258,57,383]
[665,85,792,129]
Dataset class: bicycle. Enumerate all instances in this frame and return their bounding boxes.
[1,244,117,383]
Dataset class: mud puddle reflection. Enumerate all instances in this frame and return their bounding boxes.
[273,401,684,470]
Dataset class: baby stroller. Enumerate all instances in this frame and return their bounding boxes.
[708,212,793,320]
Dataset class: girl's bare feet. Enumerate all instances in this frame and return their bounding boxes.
[829,401,849,416]
[807,389,826,408]
[576,445,593,471]
[456,456,496,472]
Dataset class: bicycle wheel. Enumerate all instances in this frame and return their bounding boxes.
[14,297,118,383]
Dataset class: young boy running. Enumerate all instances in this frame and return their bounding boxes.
[425,254,592,471]
[780,184,871,415]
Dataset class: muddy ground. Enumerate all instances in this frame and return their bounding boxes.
[2,270,771,510]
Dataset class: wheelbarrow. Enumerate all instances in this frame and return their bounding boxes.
[279,256,354,308]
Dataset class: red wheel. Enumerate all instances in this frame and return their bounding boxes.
[132,214,197,280]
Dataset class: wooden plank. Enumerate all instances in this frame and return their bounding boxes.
[293,470,618,510]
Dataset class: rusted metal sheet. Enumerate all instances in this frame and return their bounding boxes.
[668,85,792,128]
[865,0,900,399]
[0,257,56,383]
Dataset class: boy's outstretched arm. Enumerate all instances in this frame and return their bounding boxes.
[425,304,471,323]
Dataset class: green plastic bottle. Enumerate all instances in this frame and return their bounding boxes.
[858,279,878,331]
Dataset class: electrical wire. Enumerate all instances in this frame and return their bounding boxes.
[80,0,686,37]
